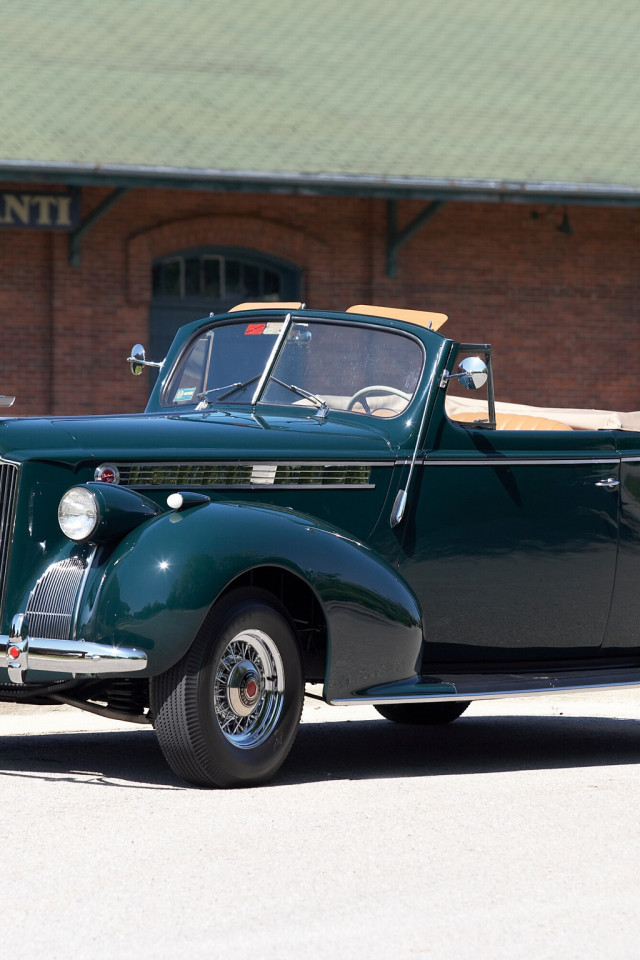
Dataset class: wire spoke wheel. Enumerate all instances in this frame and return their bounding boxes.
[213,629,285,747]
[151,589,303,788]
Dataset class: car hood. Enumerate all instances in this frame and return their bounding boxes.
[0,408,398,465]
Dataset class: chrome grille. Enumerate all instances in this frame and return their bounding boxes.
[117,461,373,489]
[25,555,89,640]
[0,462,18,614]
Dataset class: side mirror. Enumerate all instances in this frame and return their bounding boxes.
[128,344,146,376]
[440,357,489,391]
[457,356,488,390]
[127,344,163,376]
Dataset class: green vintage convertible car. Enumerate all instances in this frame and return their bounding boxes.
[1,301,639,787]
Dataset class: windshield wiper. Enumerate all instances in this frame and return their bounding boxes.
[195,375,262,408]
[195,381,244,409]
[270,377,329,420]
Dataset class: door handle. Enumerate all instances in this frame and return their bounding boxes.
[595,477,620,488]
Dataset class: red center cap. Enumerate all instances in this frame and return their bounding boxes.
[245,679,258,699]
[8,645,20,660]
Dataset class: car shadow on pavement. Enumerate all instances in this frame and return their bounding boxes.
[0,728,182,789]
[275,713,640,785]
[0,713,640,789]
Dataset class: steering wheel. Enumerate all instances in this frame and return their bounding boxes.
[346,385,411,416]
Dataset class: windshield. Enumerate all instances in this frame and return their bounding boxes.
[164,317,425,417]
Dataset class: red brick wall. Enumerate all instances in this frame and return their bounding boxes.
[0,183,638,416]
[380,201,640,410]
[0,227,54,412]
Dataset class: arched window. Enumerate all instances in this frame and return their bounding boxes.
[149,247,302,360]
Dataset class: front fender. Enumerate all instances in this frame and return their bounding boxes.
[77,501,423,696]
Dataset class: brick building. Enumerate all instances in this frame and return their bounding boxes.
[2,2,640,416]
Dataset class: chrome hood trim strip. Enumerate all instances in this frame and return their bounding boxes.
[115,460,385,489]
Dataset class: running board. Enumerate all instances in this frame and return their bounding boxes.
[329,664,640,705]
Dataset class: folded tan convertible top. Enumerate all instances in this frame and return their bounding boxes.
[446,395,640,432]
[347,304,448,331]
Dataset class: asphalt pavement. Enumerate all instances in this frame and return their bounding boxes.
[1,687,640,959]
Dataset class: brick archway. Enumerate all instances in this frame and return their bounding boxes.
[127,215,328,305]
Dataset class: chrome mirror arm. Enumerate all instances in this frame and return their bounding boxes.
[440,355,488,391]
[440,343,496,429]
[127,344,164,376]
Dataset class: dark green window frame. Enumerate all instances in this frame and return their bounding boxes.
[151,248,301,303]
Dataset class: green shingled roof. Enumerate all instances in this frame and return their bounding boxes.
[2,0,640,196]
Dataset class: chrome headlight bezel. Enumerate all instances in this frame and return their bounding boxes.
[58,486,100,542]
[58,482,160,544]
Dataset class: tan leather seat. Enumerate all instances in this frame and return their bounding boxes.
[453,411,572,430]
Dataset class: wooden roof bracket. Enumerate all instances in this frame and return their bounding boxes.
[69,187,130,267]
[386,199,446,278]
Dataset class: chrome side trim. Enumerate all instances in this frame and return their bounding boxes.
[329,666,640,705]
[218,483,376,491]
[120,459,392,467]
[330,680,640,706]
[0,618,147,683]
[419,457,620,467]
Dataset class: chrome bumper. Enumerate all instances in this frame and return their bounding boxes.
[0,614,147,683]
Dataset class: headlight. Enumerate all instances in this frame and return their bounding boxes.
[58,482,159,544]
[58,486,99,541]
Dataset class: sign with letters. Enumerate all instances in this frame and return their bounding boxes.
[0,190,80,230]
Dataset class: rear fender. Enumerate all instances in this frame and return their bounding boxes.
[77,501,422,695]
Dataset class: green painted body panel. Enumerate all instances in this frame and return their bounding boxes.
[74,500,422,699]
[602,433,640,654]
[2,306,640,704]
[403,411,620,664]
[0,408,401,464]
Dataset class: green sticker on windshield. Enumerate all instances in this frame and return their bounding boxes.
[174,386,196,403]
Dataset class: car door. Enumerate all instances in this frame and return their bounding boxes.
[397,409,620,665]
[602,435,640,654]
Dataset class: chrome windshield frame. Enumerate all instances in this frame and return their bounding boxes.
[251,313,293,405]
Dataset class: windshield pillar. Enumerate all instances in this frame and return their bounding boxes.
[251,313,293,404]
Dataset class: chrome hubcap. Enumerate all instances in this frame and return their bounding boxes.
[213,628,285,748]
[226,660,262,717]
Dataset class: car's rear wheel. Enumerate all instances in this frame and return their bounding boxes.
[374,701,470,725]
[151,588,303,788]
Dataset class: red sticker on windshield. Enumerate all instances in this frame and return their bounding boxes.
[245,323,266,335]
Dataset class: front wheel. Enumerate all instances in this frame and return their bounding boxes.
[151,589,304,788]
[374,700,470,725]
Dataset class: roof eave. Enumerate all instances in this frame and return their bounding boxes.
[2,159,640,207]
